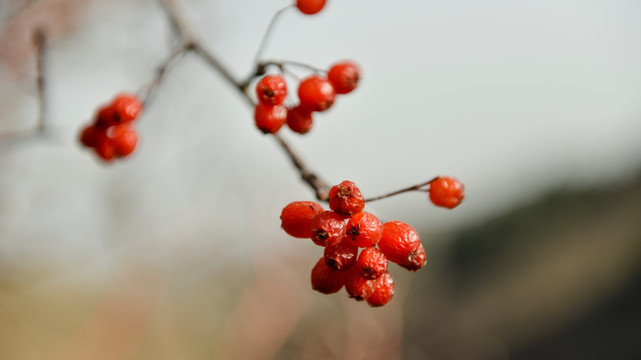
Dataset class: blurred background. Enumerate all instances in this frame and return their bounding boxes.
[1,0,640,359]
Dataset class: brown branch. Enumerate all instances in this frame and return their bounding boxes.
[139,43,189,107]
[363,177,439,203]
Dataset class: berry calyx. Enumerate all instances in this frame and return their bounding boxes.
[280,201,324,238]
[328,61,360,94]
[367,272,394,307]
[399,243,427,272]
[311,257,345,294]
[256,74,288,105]
[344,268,376,301]
[286,105,314,134]
[356,247,388,280]
[346,211,383,247]
[297,75,335,112]
[254,103,287,134]
[310,211,346,247]
[328,180,365,217]
[324,240,358,271]
[429,176,465,209]
[296,0,326,15]
[378,221,421,265]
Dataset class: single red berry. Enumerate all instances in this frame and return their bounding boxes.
[399,243,427,272]
[356,247,388,280]
[328,180,365,217]
[79,124,102,148]
[297,75,335,112]
[324,240,358,271]
[93,135,116,162]
[429,176,465,209]
[256,74,288,105]
[328,61,360,94]
[346,212,383,247]
[310,211,346,247]
[296,0,326,15]
[109,124,138,157]
[378,221,421,265]
[311,257,345,294]
[95,104,117,128]
[344,267,376,301]
[286,105,314,134]
[280,201,324,238]
[111,94,143,124]
[367,272,394,307]
[254,103,287,134]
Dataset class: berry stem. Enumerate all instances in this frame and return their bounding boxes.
[363,177,439,203]
[139,43,189,107]
[260,60,325,74]
[252,6,294,65]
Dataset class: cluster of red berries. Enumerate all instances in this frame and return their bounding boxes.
[280,180,427,307]
[79,94,142,162]
[253,60,360,134]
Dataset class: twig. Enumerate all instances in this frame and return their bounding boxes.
[363,177,439,203]
[252,6,293,65]
[139,43,189,107]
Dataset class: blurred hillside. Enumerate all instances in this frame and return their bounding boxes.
[403,171,641,359]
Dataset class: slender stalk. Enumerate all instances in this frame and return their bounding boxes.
[363,177,439,203]
[140,43,189,106]
[252,6,293,65]
[34,28,46,134]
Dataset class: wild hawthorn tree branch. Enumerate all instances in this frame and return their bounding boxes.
[157,0,332,200]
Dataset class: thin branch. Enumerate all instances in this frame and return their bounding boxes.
[139,43,189,106]
[159,0,194,42]
[252,6,293,65]
[363,177,439,203]
[260,59,325,74]
[273,133,331,201]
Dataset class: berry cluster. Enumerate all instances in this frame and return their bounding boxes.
[79,94,142,162]
[280,180,427,307]
[253,61,360,134]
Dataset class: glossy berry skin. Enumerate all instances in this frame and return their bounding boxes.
[96,94,142,127]
[280,201,324,238]
[344,268,375,301]
[378,221,421,265]
[367,272,394,307]
[296,0,326,15]
[429,176,465,209]
[311,257,344,294]
[109,124,138,157]
[297,75,335,112]
[254,103,287,134]
[328,180,365,217]
[256,75,287,105]
[310,211,346,247]
[79,124,102,148]
[93,135,116,162]
[286,105,314,134]
[324,240,358,271]
[328,61,360,94]
[356,247,388,280]
[346,212,383,247]
[399,243,427,272]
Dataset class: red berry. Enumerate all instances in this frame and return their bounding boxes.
[111,94,143,124]
[297,75,335,112]
[106,125,137,157]
[310,211,346,247]
[79,124,102,148]
[399,243,427,272]
[256,75,287,105]
[93,135,116,162]
[378,221,421,265]
[280,201,324,238]
[286,105,314,134]
[254,103,287,134]
[367,272,394,307]
[95,104,117,128]
[324,240,358,271]
[296,0,326,15]
[356,247,388,280]
[346,212,383,247]
[328,61,360,94]
[344,268,375,301]
[328,180,365,217]
[429,176,465,209]
[311,257,344,294]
